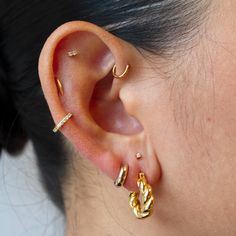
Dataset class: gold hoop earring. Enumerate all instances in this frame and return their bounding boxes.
[112,64,130,80]
[114,164,129,187]
[53,113,73,133]
[129,173,155,219]
[56,79,64,96]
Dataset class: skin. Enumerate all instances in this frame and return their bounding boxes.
[38,1,236,235]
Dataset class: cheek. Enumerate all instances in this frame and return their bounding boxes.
[144,72,236,232]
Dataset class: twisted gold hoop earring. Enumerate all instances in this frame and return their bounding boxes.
[53,113,73,133]
[112,64,130,80]
[129,173,155,219]
[114,164,129,187]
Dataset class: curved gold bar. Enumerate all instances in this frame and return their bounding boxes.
[114,164,129,187]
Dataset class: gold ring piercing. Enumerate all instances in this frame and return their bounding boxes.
[56,79,64,96]
[129,173,155,219]
[68,50,79,57]
[114,164,129,187]
[53,113,73,133]
[112,64,130,80]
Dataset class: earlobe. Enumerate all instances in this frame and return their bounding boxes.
[38,21,161,192]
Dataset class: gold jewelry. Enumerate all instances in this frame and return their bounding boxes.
[53,113,73,133]
[112,64,130,80]
[56,79,64,96]
[114,164,129,187]
[136,153,142,160]
[129,173,155,219]
[68,50,79,57]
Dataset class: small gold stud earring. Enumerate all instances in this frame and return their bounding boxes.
[67,50,79,57]
[53,113,73,133]
[114,164,129,187]
[56,79,64,96]
[136,153,142,160]
[112,64,130,80]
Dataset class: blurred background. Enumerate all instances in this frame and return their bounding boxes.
[0,142,65,236]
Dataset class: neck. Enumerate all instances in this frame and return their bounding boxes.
[63,154,161,236]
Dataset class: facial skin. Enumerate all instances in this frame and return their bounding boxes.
[38,1,236,235]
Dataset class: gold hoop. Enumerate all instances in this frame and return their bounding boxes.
[114,164,129,187]
[129,173,155,219]
[112,64,130,80]
[53,113,73,133]
[56,79,64,96]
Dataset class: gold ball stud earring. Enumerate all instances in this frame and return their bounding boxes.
[129,173,155,219]
[136,152,143,160]
[114,164,129,187]
[53,113,73,133]
[112,64,130,80]
[67,50,79,57]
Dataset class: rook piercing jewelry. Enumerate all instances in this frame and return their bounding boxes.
[53,113,73,133]
[129,173,155,219]
[56,79,64,96]
[68,50,79,57]
[112,64,130,80]
[136,153,142,160]
[114,164,129,187]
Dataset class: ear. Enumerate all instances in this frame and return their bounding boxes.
[38,21,161,190]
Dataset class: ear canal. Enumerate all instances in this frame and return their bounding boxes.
[88,64,144,135]
[90,78,144,135]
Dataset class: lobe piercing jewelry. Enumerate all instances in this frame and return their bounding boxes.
[53,113,73,133]
[114,164,129,187]
[67,50,79,57]
[136,153,143,160]
[56,79,64,96]
[129,173,155,219]
[112,64,130,80]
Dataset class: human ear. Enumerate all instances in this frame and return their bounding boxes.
[38,21,161,190]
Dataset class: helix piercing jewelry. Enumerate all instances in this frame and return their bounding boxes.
[112,64,130,80]
[136,153,143,160]
[114,164,129,187]
[129,173,155,219]
[53,113,73,133]
[67,50,79,57]
[56,79,64,96]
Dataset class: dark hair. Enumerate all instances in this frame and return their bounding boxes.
[0,0,210,211]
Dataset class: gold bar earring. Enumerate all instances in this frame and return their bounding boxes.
[67,50,79,57]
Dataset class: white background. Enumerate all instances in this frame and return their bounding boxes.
[0,143,65,236]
